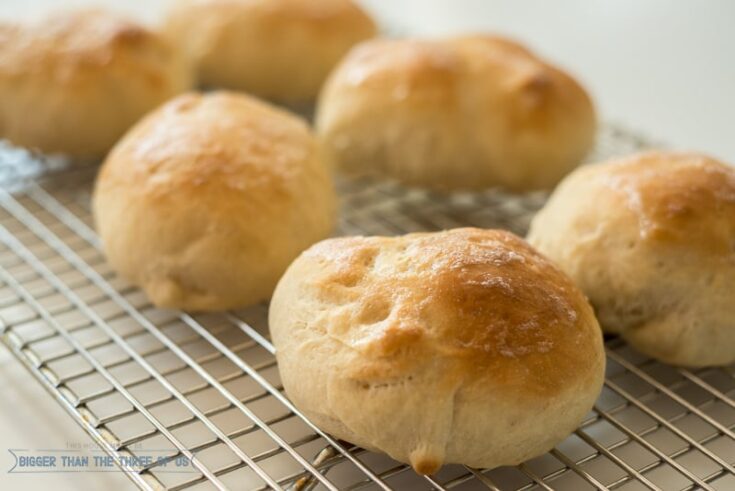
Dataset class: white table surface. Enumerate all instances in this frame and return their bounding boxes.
[0,1,733,490]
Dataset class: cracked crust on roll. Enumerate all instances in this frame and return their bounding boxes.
[270,228,605,473]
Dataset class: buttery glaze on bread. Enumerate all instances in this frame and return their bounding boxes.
[93,91,336,311]
[528,152,735,366]
[316,35,596,191]
[0,9,192,159]
[165,0,376,103]
[270,228,605,473]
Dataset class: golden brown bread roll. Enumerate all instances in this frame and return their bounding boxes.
[165,0,377,103]
[270,228,605,473]
[316,35,597,191]
[0,9,192,159]
[528,151,735,367]
[93,91,336,311]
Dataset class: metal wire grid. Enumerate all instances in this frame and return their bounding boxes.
[0,125,732,491]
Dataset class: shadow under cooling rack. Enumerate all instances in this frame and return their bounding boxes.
[0,125,733,491]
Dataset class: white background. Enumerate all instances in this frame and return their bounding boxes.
[0,1,734,490]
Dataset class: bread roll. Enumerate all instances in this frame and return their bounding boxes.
[165,0,377,103]
[0,9,192,159]
[316,35,596,191]
[270,228,605,473]
[528,152,735,367]
[93,91,336,311]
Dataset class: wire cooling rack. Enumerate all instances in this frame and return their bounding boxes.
[0,126,733,491]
